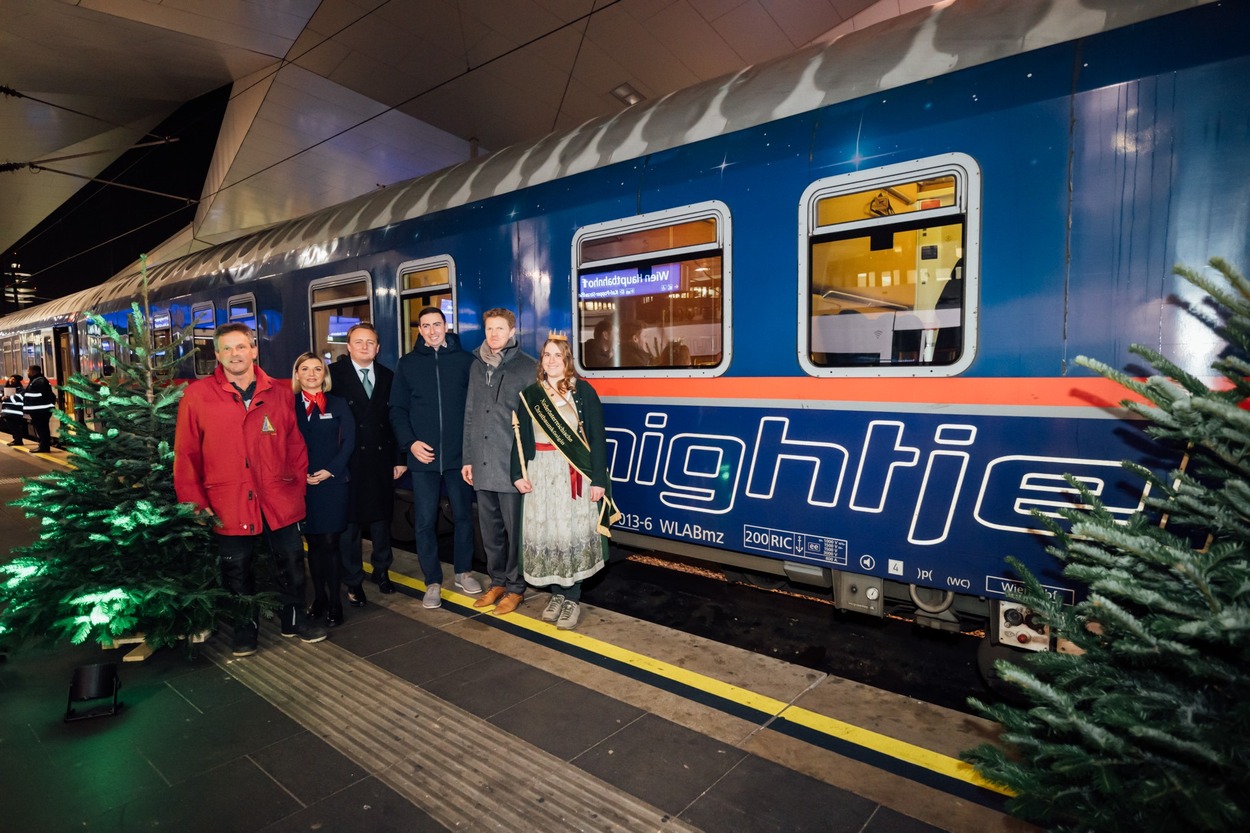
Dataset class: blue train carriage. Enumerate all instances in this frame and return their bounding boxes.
[1,0,1246,663]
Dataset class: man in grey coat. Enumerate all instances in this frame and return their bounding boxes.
[462,308,537,616]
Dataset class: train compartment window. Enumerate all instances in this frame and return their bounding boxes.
[191,302,216,377]
[799,153,980,377]
[397,257,455,354]
[308,274,372,363]
[573,200,730,376]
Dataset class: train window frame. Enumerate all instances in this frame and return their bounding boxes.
[307,272,373,364]
[798,152,980,378]
[226,293,259,362]
[191,301,216,377]
[396,256,456,354]
[572,200,731,378]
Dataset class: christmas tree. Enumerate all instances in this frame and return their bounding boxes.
[0,276,258,651]
[964,258,1250,832]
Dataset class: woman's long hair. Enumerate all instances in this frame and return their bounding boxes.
[537,336,576,395]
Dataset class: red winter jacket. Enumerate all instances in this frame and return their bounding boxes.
[173,365,308,535]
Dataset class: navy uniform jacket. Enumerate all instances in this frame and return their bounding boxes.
[295,392,355,534]
[22,375,55,416]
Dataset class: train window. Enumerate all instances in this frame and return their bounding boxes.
[191,302,216,377]
[308,273,371,363]
[572,201,730,376]
[397,257,455,354]
[799,153,980,377]
[227,293,259,363]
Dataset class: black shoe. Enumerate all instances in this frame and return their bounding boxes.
[307,598,327,621]
[279,605,327,643]
[325,605,343,628]
[36,447,51,454]
[346,584,367,607]
[5,441,21,447]
[375,576,395,594]
[232,620,259,657]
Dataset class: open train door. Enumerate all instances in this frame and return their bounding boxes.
[51,324,79,431]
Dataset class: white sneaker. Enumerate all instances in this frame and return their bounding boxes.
[454,572,483,595]
[556,600,580,630]
[423,583,442,609]
[541,595,565,623]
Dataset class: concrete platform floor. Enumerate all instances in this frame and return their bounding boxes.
[0,443,1034,833]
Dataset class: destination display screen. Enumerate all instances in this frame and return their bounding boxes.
[579,262,681,300]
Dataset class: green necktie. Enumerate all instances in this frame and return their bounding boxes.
[360,368,373,397]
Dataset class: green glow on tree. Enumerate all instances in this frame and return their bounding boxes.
[964,259,1250,832]
[0,263,265,651]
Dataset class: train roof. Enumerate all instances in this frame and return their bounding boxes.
[1,0,1207,335]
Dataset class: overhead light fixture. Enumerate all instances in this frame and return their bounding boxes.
[610,83,645,107]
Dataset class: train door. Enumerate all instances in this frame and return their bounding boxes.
[396,257,456,353]
[191,302,217,377]
[48,325,76,438]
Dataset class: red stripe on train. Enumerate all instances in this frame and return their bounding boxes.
[590,377,1156,408]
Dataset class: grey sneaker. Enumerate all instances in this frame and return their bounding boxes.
[556,600,580,630]
[454,572,483,595]
[541,595,565,623]
[423,583,442,609]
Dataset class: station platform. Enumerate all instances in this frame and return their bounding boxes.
[0,444,1032,833]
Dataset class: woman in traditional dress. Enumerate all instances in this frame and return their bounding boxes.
[292,352,355,627]
[511,336,622,630]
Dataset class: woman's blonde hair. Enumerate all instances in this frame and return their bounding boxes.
[291,352,332,393]
[537,335,575,394]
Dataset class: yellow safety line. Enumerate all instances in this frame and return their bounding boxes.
[369,565,1011,797]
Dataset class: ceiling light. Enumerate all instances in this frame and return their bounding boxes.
[610,83,645,107]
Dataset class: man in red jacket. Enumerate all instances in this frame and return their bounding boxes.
[174,323,325,656]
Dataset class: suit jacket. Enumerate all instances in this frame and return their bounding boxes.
[329,358,399,523]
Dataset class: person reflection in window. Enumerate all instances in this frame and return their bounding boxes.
[619,320,652,367]
[582,319,614,368]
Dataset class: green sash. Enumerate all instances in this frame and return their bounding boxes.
[519,384,623,536]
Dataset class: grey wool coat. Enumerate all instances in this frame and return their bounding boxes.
[462,339,537,493]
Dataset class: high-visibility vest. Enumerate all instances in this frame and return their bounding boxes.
[22,377,54,413]
[0,389,23,417]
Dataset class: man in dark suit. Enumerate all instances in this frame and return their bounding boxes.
[330,323,405,603]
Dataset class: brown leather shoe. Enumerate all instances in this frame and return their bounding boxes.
[491,592,524,616]
[474,586,506,608]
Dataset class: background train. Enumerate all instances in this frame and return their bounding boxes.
[2,0,1247,663]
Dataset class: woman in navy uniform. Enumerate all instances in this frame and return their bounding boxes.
[292,353,355,626]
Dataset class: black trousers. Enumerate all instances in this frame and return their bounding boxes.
[305,532,342,605]
[216,521,306,627]
[4,415,24,444]
[339,518,392,586]
[29,411,51,450]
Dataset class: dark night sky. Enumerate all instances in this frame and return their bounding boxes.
[4,85,228,313]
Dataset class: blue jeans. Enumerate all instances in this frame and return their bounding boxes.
[410,469,475,586]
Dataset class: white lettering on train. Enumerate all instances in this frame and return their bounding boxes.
[605,412,1147,542]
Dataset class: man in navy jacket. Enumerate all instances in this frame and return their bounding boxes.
[390,307,482,608]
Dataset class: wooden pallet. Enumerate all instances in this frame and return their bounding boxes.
[107,630,211,662]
